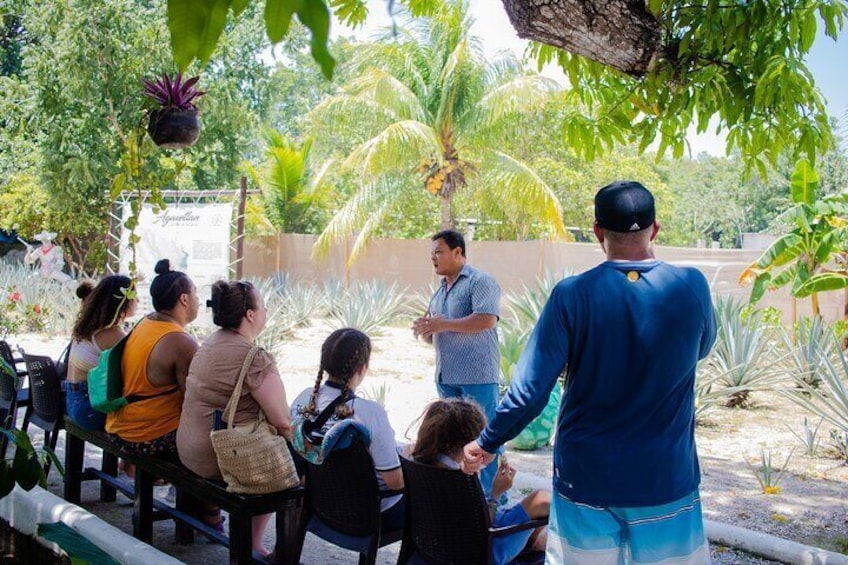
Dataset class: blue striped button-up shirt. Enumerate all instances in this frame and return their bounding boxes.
[429,264,501,385]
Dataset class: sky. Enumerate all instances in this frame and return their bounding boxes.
[334,1,848,156]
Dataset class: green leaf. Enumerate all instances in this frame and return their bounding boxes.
[406,0,440,16]
[750,272,770,304]
[110,173,126,199]
[167,0,208,71]
[38,523,121,565]
[754,232,803,269]
[265,0,298,43]
[0,462,14,499]
[42,448,65,480]
[195,0,232,66]
[231,0,250,16]
[297,0,336,79]
[329,0,367,27]
[813,226,848,264]
[766,263,800,291]
[790,159,819,205]
[796,272,848,297]
[12,430,44,491]
[791,262,812,296]
[800,10,817,52]
[0,359,14,380]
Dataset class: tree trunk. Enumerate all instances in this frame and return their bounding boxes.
[500,0,661,77]
[811,292,820,317]
[440,196,452,230]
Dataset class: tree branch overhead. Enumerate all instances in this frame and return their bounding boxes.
[501,0,661,77]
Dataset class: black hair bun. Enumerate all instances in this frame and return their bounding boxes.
[75,280,94,300]
[154,259,171,275]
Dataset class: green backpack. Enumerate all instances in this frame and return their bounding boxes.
[88,329,177,414]
[88,333,132,414]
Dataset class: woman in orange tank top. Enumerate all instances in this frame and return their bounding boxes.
[105,259,199,458]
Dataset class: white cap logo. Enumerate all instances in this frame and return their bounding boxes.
[629,222,641,231]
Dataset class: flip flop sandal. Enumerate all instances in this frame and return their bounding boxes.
[199,507,226,534]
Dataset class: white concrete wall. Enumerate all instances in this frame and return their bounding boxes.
[243,235,845,324]
[0,485,183,565]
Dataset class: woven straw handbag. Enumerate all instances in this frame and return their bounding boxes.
[210,345,300,494]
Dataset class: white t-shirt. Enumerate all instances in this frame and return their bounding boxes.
[291,383,401,511]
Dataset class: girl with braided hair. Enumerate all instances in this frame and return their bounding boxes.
[290,328,405,530]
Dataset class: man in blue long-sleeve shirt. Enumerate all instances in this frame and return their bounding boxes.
[464,181,716,564]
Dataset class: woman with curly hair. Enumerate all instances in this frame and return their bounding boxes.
[65,275,136,431]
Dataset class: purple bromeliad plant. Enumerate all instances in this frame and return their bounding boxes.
[142,71,205,149]
[142,72,205,111]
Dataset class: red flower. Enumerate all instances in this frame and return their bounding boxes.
[33,305,41,315]
[8,292,20,302]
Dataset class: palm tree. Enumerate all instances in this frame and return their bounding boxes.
[310,0,567,262]
[245,129,330,234]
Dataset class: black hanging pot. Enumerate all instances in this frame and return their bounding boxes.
[147,108,201,149]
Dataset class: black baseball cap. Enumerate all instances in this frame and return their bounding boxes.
[594,181,655,233]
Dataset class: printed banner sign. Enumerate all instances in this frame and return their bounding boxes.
[120,203,233,316]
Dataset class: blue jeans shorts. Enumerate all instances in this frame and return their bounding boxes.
[64,381,105,431]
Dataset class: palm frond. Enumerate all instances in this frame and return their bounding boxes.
[308,94,394,132]
[433,37,469,131]
[482,51,523,88]
[474,75,562,130]
[312,178,398,260]
[344,68,428,122]
[348,200,391,265]
[477,151,568,239]
[346,40,430,100]
[342,120,442,181]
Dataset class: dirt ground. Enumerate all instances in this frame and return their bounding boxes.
[13,320,848,563]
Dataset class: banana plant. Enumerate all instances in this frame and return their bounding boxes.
[739,159,848,315]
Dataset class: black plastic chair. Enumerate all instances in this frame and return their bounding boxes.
[0,340,30,458]
[20,352,64,476]
[295,440,404,565]
[397,456,547,565]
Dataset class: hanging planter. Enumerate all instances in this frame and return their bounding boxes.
[147,108,200,149]
[142,71,204,149]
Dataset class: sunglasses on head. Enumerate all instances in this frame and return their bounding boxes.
[237,280,252,314]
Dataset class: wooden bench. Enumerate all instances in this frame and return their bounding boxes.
[63,417,304,565]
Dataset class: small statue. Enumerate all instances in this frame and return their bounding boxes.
[24,230,71,283]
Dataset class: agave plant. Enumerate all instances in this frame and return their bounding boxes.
[142,71,204,111]
[505,270,570,334]
[329,280,410,335]
[498,325,528,390]
[783,335,848,437]
[703,296,785,408]
[782,316,835,390]
[322,277,347,317]
[282,284,325,328]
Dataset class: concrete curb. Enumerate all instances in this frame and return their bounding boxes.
[706,520,848,565]
[0,485,183,565]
